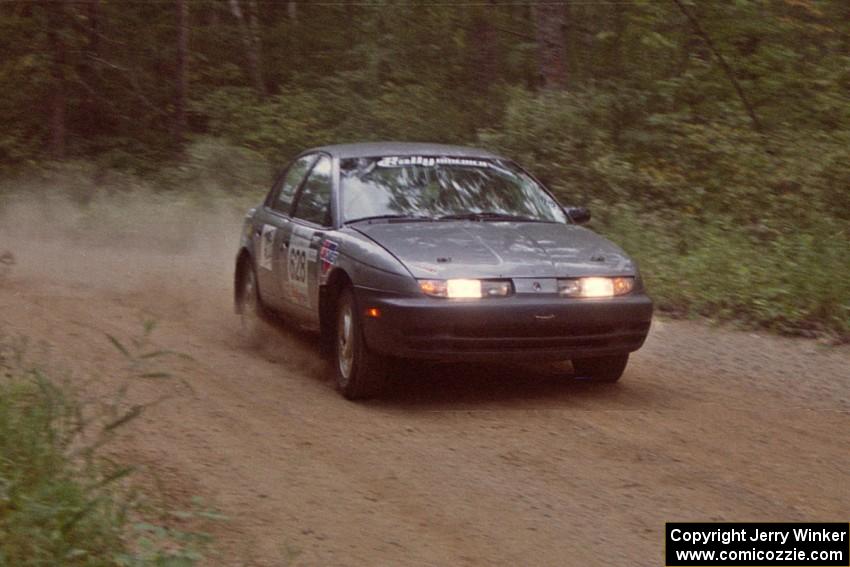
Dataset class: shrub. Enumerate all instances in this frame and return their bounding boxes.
[0,332,211,566]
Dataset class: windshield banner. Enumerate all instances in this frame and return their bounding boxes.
[376,156,491,168]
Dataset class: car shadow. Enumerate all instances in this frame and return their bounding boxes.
[368,359,653,410]
[250,315,655,410]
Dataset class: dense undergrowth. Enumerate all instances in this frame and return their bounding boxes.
[597,207,849,339]
[0,332,211,566]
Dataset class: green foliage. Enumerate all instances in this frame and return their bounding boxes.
[0,332,211,566]
[155,137,271,194]
[192,80,471,165]
[596,207,850,340]
[0,377,123,566]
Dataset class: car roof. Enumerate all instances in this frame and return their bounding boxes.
[304,142,503,160]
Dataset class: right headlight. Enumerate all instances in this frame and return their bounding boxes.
[557,276,634,298]
[418,279,514,298]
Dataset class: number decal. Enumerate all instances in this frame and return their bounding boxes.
[289,247,307,284]
[287,228,316,307]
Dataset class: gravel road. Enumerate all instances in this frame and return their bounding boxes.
[1,207,847,567]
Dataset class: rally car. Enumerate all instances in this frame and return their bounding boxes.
[234,142,653,399]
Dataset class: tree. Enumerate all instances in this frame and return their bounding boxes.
[533,1,567,89]
[470,5,498,94]
[175,0,189,142]
[45,0,69,158]
[229,0,266,95]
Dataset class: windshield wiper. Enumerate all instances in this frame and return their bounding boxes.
[438,212,543,222]
[344,214,433,225]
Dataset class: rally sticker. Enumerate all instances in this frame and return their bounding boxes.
[376,156,491,168]
[287,227,316,307]
[319,239,340,280]
[258,224,276,271]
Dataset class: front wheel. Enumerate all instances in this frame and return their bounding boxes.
[238,265,266,347]
[334,288,388,400]
[572,354,629,383]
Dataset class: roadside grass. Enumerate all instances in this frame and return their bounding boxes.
[596,205,850,341]
[0,330,213,567]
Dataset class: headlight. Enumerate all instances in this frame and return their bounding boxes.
[418,279,513,298]
[557,276,634,298]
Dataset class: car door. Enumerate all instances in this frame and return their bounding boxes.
[279,154,334,324]
[255,153,317,309]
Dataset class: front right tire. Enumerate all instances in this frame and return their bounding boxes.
[334,288,388,400]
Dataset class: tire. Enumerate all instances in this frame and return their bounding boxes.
[238,264,266,348]
[334,288,388,400]
[572,354,629,383]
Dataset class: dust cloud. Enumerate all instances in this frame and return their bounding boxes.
[0,188,327,374]
[0,190,245,325]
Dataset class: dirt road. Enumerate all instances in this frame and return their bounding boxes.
[1,203,848,566]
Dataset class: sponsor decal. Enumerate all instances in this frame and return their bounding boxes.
[258,224,276,271]
[319,239,340,277]
[376,156,491,169]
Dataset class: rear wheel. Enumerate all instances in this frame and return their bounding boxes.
[572,354,629,383]
[238,265,265,347]
[334,288,388,400]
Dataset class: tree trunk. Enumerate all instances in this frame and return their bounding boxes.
[87,0,100,55]
[245,0,265,91]
[533,1,568,89]
[287,1,297,23]
[175,0,189,142]
[46,1,68,159]
[229,0,266,95]
[210,1,220,27]
[470,6,497,94]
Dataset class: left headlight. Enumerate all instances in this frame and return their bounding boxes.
[557,276,634,298]
[418,279,513,298]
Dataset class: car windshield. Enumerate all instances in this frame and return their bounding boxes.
[340,156,567,224]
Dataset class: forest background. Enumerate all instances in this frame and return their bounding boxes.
[2,0,848,338]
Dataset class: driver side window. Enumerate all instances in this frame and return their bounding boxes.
[292,155,333,227]
[270,154,316,214]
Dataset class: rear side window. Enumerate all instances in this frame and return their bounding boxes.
[292,155,333,226]
[271,154,315,214]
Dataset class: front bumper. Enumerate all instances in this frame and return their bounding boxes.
[355,287,653,362]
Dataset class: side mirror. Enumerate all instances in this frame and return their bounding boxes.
[566,206,591,225]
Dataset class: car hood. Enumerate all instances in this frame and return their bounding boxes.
[352,221,636,279]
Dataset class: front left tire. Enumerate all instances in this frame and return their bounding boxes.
[334,287,388,400]
[238,263,266,347]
